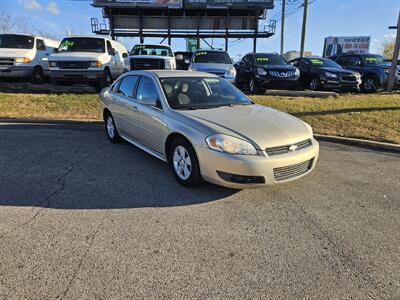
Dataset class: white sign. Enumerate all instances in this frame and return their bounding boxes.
[324,36,370,57]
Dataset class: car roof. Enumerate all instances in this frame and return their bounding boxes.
[134,43,171,47]
[195,48,227,53]
[125,70,219,78]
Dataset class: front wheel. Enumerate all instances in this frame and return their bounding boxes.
[169,138,202,187]
[362,77,379,93]
[30,67,44,84]
[309,77,320,91]
[249,78,265,95]
[96,69,112,92]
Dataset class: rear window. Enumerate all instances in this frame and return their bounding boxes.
[193,51,231,64]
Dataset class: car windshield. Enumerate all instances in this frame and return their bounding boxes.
[193,51,231,64]
[0,34,34,49]
[255,54,287,66]
[160,77,252,110]
[362,55,386,65]
[58,38,105,53]
[131,45,173,57]
[308,58,342,68]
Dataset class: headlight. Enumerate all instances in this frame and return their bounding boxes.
[225,66,236,78]
[164,60,172,69]
[384,69,391,74]
[257,68,267,76]
[15,57,31,64]
[49,61,58,67]
[206,134,258,155]
[325,72,338,78]
[89,61,102,68]
[303,122,313,135]
[295,68,300,76]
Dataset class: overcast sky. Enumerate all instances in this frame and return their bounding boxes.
[2,0,399,58]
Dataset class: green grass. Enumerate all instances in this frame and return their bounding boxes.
[0,92,399,144]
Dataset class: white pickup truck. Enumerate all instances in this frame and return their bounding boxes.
[48,36,128,90]
[0,33,59,84]
[124,44,176,71]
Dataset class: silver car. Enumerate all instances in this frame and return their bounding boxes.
[100,70,319,189]
[188,49,236,84]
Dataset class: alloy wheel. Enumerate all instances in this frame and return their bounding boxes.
[364,78,375,92]
[106,116,115,138]
[173,146,192,180]
[310,79,319,90]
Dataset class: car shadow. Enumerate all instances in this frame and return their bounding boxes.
[0,121,238,209]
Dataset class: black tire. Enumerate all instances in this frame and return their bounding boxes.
[309,77,320,91]
[96,69,112,92]
[362,76,379,93]
[249,78,265,95]
[104,111,122,143]
[30,66,44,84]
[169,137,202,188]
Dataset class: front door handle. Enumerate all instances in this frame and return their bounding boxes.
[131,106,139,112]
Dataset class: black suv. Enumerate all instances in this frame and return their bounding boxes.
[235,53,299,94]
[289,57,361,92]
[330,53,400,92]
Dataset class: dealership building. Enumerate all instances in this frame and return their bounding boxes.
[91,0,276,52]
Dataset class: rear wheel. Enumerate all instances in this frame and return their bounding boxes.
[169,138,202,187]
[104,112,121,143]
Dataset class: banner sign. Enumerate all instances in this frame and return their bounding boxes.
[185,0,274,9]
[93,0,183,9]
[323,36,370,57]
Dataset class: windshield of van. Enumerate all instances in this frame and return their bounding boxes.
[131,45,173,57]
[58,38,105,53]
[160,77,251,110]
[254,54,287,66]
[193,51,232,64]
[0,34,34,49]
[363,55,386,65]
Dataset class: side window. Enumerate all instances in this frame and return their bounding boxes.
[136,77,158,102]
[37,39,46,51]
[117,76,139,98]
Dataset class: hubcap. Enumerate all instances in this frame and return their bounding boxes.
[173,146,192,180]
[310,79,318,90]
[365,79,374,91]
[107,116,115,138]
[250,79,254,92]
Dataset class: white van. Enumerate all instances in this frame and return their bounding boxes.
[48,36,128,90]
[0,33,59,84]
[125,44,176,71]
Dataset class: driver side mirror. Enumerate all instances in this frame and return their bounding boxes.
[122,53,128,58]
[109,48,116,56]
[53,48,58,53]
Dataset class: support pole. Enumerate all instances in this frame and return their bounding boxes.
[139,11,144,43]
[253,10,259,53]
[300,0,308,57]
[280,0,286,55]
[225,12,229,52]
[109,11,115,40]
[196,12,200,49]
[167,10,172,46]
[386,11,400,92]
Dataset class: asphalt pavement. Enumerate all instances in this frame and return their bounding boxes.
[0,121,399,299]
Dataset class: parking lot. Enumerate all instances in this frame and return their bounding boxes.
[0,120,399,298]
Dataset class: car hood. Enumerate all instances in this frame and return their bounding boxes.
[318,67,356,75]
[191,63,232,73]
[256,64,295,71]
[49,52,105,61]
[179,104,311,149]
[0,48,33,58]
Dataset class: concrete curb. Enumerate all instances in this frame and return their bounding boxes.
[314,134,400,153]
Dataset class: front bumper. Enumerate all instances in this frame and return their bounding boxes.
[196,138,319,189]
[0,66,34,78]
[320,78,361,91]
[49,69,104,82]
[256,75,299,89]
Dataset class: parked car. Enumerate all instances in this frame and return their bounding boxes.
[188,49,236,84]
[100,70,319,189]
[235,53,300,94]
[175,51,192,70]
[48,36,128,90]
[330,53,400,92]
[124,44,176,71]
[0,33,59,84]
[289,57,362,91]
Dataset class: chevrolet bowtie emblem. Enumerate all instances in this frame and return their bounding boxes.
[289,145,298,152]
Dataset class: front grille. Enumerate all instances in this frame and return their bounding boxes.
[269,70,296,77]
[130,58,165,70]
[265,139,312,156]
[58,61,89,69]
[273,158,314,182]
[341,75,357,81]
[0,57,15,68]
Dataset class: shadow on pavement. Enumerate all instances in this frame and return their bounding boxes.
[0,121,238,209]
